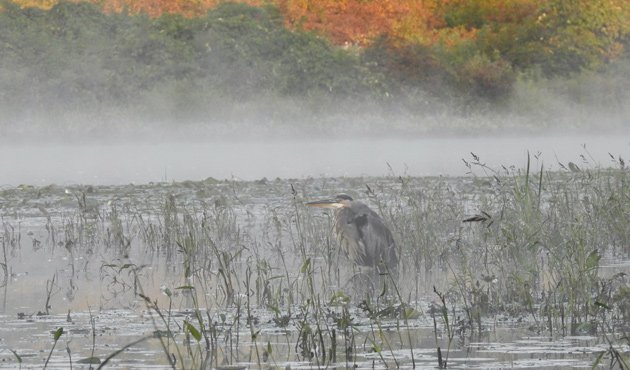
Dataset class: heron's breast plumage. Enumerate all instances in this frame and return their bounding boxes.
[333,201,398,271]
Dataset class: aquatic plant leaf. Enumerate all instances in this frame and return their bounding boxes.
[463,214,490,222]
[118,263,135,272]
[162,287,172,297]
[9,349,22,363]
[594,301,611,310]
[403,307,421,319]
[152,330,170,338]
[329,291,351,305]
[175,285,195,291]
[300,258,311,273]
[591,350,605,368]
[585,249,601,270]
[185,321,202,342]
[77,357,101,364]
[568,162,581,172]
[53,327,64,341]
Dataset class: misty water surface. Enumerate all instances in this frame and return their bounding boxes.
[1,134,628,185]
[2,133,629,369]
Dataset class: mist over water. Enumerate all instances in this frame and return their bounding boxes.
[1,133,628,186]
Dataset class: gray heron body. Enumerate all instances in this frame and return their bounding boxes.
[306,194,398,275]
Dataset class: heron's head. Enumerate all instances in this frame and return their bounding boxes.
[305,194,353,209]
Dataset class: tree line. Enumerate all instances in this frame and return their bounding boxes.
[0,0,628,134]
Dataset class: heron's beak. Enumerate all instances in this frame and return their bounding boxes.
[305,199,344,209]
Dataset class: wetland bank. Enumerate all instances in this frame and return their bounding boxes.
[1,147,630,369]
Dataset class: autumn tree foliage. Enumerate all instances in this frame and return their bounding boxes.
[527,0,630,74]
[277,0,441,46]
[93,0,220,17]
[8,0,261,17]
[435,0,629,70]
[8,0,628,57]
[5,0,629,98]
[7,0,58,9]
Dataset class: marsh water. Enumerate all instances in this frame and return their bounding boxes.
[1,134,630,369]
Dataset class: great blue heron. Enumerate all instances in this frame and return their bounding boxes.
[305,194,398,275]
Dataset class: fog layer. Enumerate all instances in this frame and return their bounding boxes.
[1,2,629,142]
[1,135,627,186]
[1,2,628,186]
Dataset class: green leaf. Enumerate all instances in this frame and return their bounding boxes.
[77,357,101,364]
[266,341,273,355]
[9,349,22,363]
[175,285,195,291]
[379,282,388,297]
[585,249,601,270]
[118,263,135,272]
[53,327,64,341]
[591,351,605,369]
[404,307,421,319]
[300,258,311,274]
[594,301,611,310]
[185,321,202,342]
[329,291,351,305]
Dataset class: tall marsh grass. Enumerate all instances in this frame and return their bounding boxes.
[1,154,629,367]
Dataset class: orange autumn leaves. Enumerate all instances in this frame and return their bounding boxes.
[277,0,439,46]
[9,0,229,17]
[9,0,446,46]
[276,0,539,47]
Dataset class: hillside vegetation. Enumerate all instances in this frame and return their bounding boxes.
[0,0,628,138]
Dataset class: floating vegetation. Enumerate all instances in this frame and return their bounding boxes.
[1,154,630,368]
